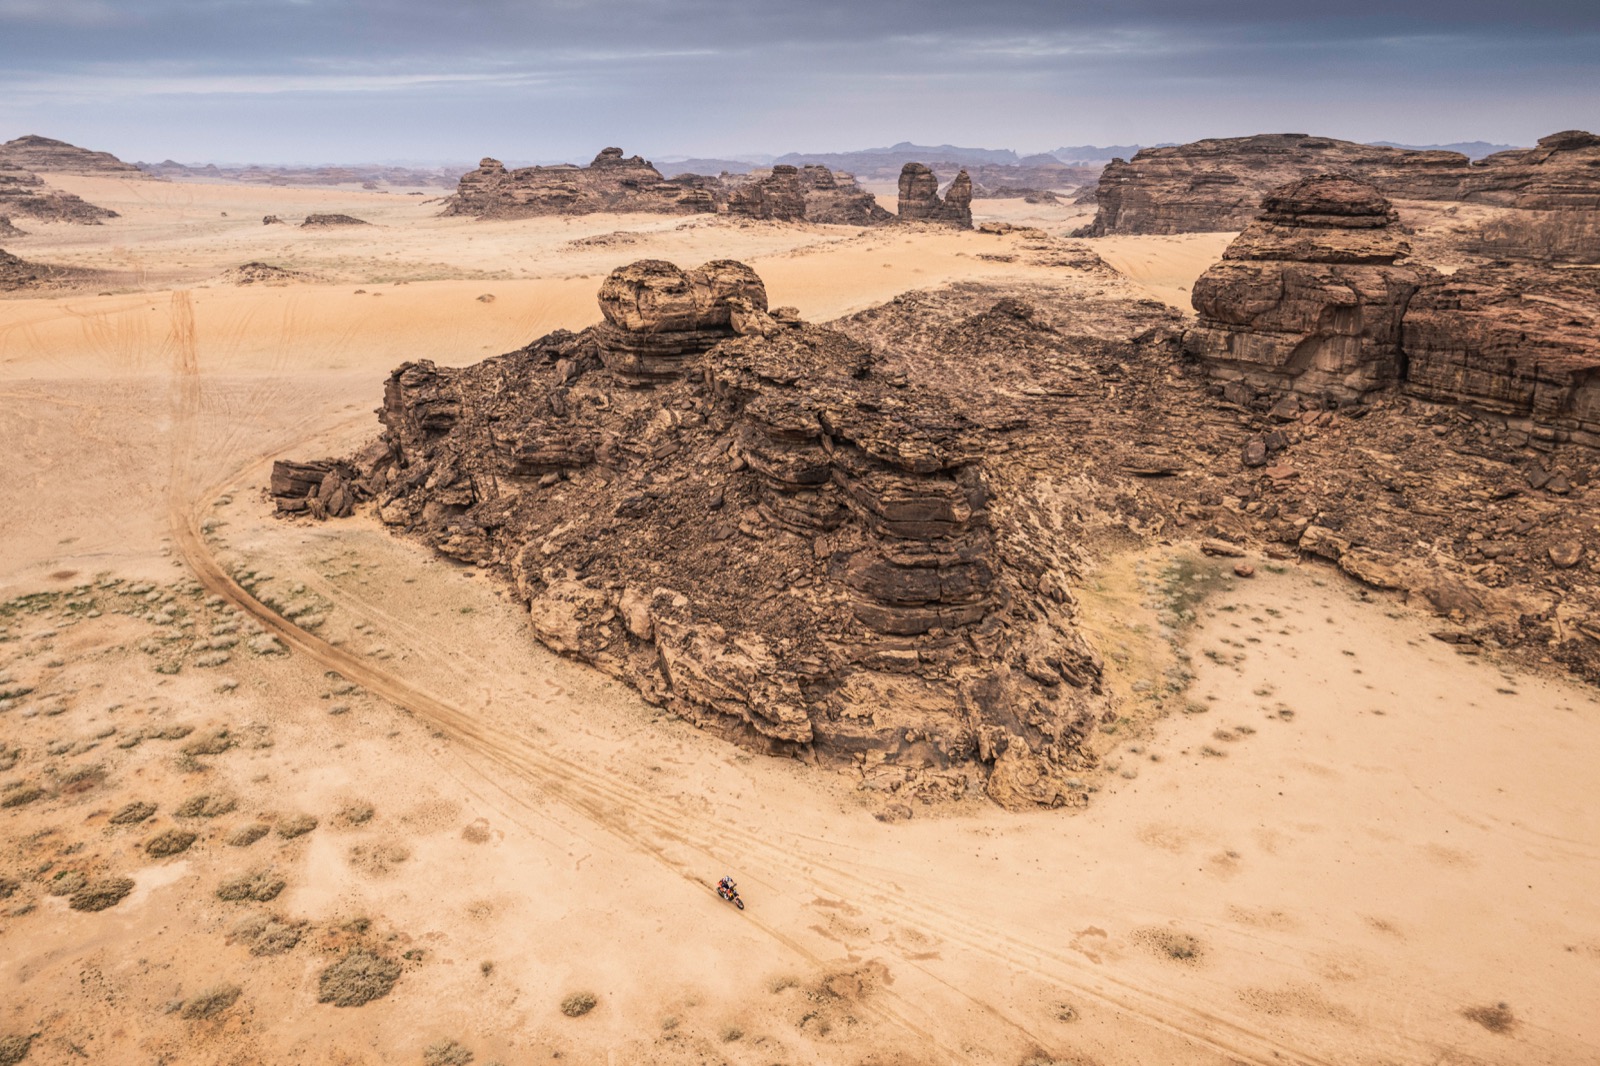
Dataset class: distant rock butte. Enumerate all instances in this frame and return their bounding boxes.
[727,164,891,226]
[1187,176,1600,445]
[1080,130,1600,236]
[897,163,973,228]
[444,148,716,219]
[0,134,142,176]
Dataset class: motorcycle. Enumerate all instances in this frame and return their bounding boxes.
[716,880,745,910]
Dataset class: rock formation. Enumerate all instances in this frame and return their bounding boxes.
[897,164,973,227]
[1081,130,1600,238]
[0,246,88,290]
[0,216,23,238]
[1187,177,1436,400]
[443,149,716,219]
[0,135,142,175]
[301,214,369,227]
[0,166,117,224]
[1403,265,1600,446]
[728,165,891,225]
[280,256,1199,807]
[1189,176,1600,444]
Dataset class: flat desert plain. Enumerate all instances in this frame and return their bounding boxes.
[0,175,1596,1066]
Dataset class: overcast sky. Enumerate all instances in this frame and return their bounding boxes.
[1,0,1596,164]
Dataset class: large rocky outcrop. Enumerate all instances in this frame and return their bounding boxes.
[728,164,892,226]
[284,256,1198,807]
[0,135,142,175]
[0,166,117,224]
[1189,177,1600,444]
[1403,265,1600,445]
[1079,130,1600,237]
[897,163,973,227]
[443,148,716,219]
[0,246,90,290]
[1186,177,1436,400]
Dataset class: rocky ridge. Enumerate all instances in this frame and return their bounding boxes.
[444,148,716,219]
[1079,130,1600,240]
[0,135,142,175]
[0,166,118,224]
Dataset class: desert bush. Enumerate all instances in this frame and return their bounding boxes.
[146,829,198,858]
[232,914,304,956]
[318,951,402,1007]
[336,802,374,826]
[216,869,285,902]
[423,1040,473,1066]
[180,984,241,1019]
[0,1034,34,1066]
[47,870,88,896]
[276,814,318,839]
[109,801,157,824]
[1,786,44,809]
[560,992,597,1018]
[182,730,234,756]
[227,823,270,847]
[175,793,236,818]
[1463,1002,1517,1033]
[69,876,134,912]
[0,878,18,899]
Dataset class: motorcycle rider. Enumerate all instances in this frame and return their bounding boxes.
[717,876,737,900]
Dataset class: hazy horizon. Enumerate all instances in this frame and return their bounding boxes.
[1,0,1595,165]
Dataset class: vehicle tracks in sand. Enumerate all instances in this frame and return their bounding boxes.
[161,291,1344,1066]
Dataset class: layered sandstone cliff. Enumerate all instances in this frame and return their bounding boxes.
[1079,130,1600,237]
[728,164,891,225]
[897,163,972,227]
[443,148,716,219]
[1188,177,1600,444]
[1187,176,1436,399]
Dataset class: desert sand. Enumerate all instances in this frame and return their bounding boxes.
[1,175,1597,1066]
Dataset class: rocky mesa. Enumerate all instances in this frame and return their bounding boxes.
[443,147,717,219]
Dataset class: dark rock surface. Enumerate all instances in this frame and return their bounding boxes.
[0,246,91,291]
[0,216,23,238]
[301,214,369,227]
[897,164,972,227]
[1403,265,1600,445]
[444,149,716,219]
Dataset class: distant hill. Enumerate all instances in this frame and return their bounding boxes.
[0,134,142,176]
[1367,140,1524,161]
[1050,144,1161,164]
[772,142,1022,179]
[655,157,765,176]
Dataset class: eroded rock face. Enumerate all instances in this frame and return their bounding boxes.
[727,165,892,225]
[1080,129,1600,238]
[1403,265,1600,445]
[0,216,23,238]
[1187,177,1436,399]
[295,258,1197,807]
[897,163,973,227]
[444,149,716,219]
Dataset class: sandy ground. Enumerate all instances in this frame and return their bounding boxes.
[2,176,1598,1066]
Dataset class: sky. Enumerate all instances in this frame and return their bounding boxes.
[1,0,1597,165]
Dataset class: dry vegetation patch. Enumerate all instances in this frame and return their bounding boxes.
[109,801,157,824]
[216,869,285,902]
[318,950,402,1007]
[227,823,270,847]
[69,876,134,912]
[145,828,198,857]
[560,992,598,1017]
[175,793,237,818]
[180,984,241,1020]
